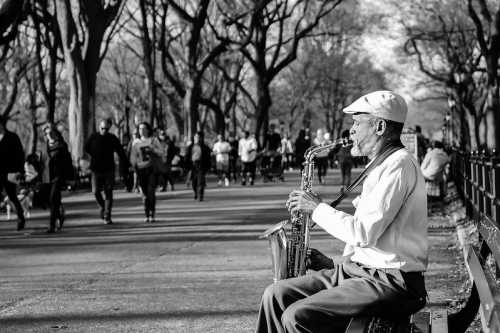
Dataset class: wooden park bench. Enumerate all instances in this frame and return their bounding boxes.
[345,308,448,332]
[446,150,500,333]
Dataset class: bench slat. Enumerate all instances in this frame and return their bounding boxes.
[430,309,448,333]
[477,215,500,267]
[465,244,500,330]
[411,311,430,333]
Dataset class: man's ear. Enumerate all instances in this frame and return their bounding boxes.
[375,119,386,136]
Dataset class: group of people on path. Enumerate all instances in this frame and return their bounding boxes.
[0,116,74,233]
[2,110,356,233]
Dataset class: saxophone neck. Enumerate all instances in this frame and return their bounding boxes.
[305,138,351,161]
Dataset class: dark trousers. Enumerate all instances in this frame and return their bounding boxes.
[0,175,24,222]
[92,171,114,220]
[316,157,328,183]
[256,261,426,333]
[241,161,256,184]
[137,167,156,217]
[49,178,63,231]
[191,165,206,200]
[158,169,174,190]
[340,162,352,187]
[229,156,238,182]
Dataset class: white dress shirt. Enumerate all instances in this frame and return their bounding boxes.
[311,148,428,272]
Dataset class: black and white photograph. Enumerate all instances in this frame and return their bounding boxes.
[0,0,498,332]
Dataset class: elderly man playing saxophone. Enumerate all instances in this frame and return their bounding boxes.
[256,91,428,333]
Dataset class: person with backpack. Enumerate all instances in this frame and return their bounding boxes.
[42,124,73,233]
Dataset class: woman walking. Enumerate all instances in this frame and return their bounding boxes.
[130,122,163,223]
[42,124,72,233]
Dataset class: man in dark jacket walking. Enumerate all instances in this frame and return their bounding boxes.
[0,115,26,230]
[186,132,211,201]
[84,118,130,224]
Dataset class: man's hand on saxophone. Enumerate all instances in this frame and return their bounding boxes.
[286,190,322,214]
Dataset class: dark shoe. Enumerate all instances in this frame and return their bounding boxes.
[104,219,113,225]
[46,228,56,234]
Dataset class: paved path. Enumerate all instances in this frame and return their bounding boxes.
[0,169,458,332]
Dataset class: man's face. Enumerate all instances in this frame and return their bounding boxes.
[99,121,110,135]
[217,134,222,142]
[349,114,379,157]
[193,134,200,144]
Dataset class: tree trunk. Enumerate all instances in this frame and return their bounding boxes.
[255,77,271,147]
[214,109,225,137]
[465,108,479,150]
[66,61,90,160]
[47,46,57,123]
[485,84,500,149]
[183,76,200,139]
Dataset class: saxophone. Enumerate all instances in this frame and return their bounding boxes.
[261,138,351,282]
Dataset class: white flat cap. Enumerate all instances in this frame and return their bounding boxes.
[343,90,407,124]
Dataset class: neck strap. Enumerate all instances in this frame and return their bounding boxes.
[329,140,404,207]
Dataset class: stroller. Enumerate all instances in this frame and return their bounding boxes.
[260,151,284,182]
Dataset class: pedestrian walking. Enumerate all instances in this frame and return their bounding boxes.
[0,115,26,230]
[212,133,231,187]
[313,128,329,184]
[127,127,141,193]
[157,129,175,192]
[42,124,73,233]
[280,133,294,171]
[120,133,134,192]
[336,129,353,188]
[264,123,281,154]
[294,129,310,171]
[420,141,449,201]
[228,132,239,183]
[186,132,212,201]
[130,122,163,223]
[84,118,131,224]
[238,131,258,186]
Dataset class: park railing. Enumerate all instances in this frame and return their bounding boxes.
[448,148,500,333]
[451,148,500,224]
